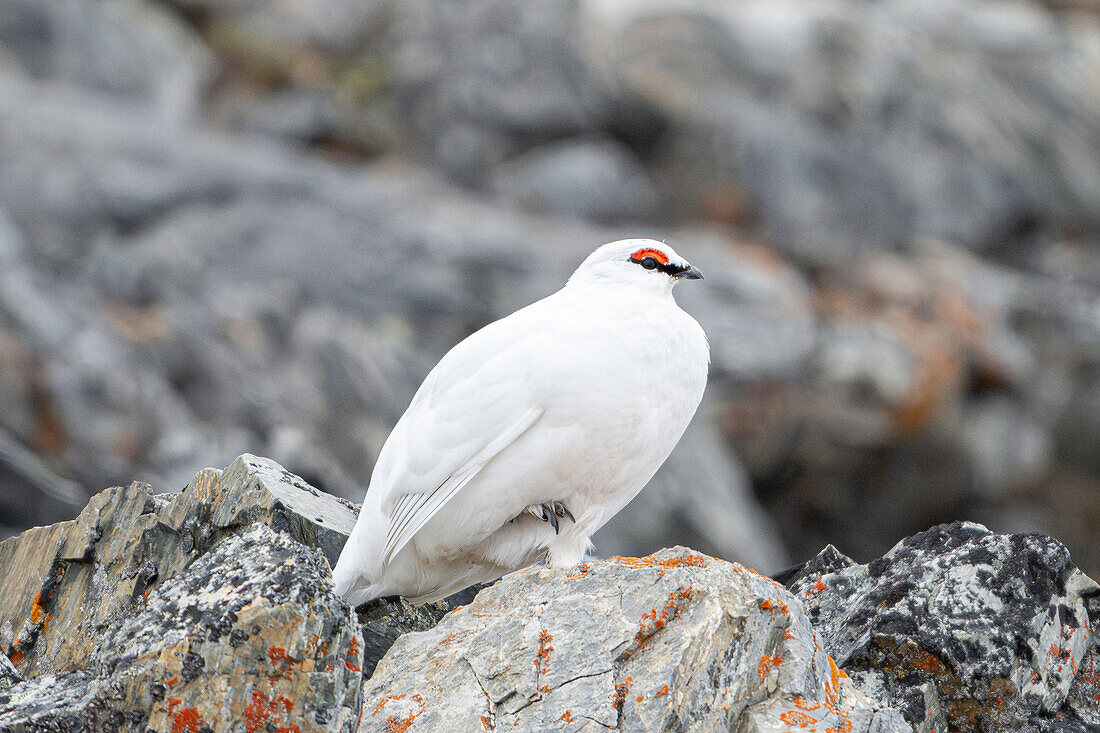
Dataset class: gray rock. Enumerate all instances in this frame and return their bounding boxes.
[364,0,661,186]
[0,0,213,123]
[0,654,20,691]
[0,454,357,677]
[0,524,363,732]
[493,138,658,222]
[782,522,1100,732]
[580,0,1100,262]
[360,547,911,732]
[356,584,488,680]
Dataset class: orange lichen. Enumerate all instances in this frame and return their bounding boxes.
[654,684,669,698]
[794,698,821,712]
[612,677,633,711]
[556,711,574,724]
[535,629,554,675]
[783,629,796,640]
[29,592,45,624]
[373,694,406,717]
[8,648,23,666]
[569,554,708,579]
[633,586,696,651]
[823,655,843,706]
[910,650,947,674]
[386,694,425,733]
[344,634,363,673]
[171,707,206,733]
[244,690,299,733]
[267,646,295,680]
[826,719,853,733]
[371,693,425,733]
[757,654,784,680]
[759,598,789,615]
[1077,654,1100,702]
[438,632,457,646]
[807,578,827,596]
[780,709,816,727]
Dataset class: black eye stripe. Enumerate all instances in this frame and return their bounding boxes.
[628,255,688,275]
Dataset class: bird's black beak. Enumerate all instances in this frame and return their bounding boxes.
[679,265,704,280]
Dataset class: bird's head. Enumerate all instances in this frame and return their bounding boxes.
[567,239,703,293]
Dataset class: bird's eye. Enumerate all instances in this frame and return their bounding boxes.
[640,257,658,270]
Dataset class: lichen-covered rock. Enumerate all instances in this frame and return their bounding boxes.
[357,584,487,680]
[0,454,364,730]
[0,654,20,691]
[359,548,911,732]
[0,453,356,677]
[0,524,362,731]
[782,522,1100,732]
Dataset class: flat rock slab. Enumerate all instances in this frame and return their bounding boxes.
[359,548,912,732]
[783,522,1100,732]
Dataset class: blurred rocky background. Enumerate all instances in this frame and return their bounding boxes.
[0,0,1098,578]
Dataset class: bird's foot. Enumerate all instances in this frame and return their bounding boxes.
[523,501,575,535]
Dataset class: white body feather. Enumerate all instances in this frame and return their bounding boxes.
[333,240,709,604]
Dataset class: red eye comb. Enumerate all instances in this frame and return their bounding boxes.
[629,248,669,264]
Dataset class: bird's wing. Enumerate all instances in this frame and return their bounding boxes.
[381,404,542,565]
[368,302,554,568]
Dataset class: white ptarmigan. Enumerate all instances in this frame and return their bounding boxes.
[333,239,709,605]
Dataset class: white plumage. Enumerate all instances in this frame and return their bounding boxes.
[332,239,709,604]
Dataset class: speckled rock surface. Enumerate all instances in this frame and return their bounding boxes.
[0,654,20,691]
[359,548,911,732]
[782,522,1100,732]
[0,453,356,677]
[0,454,363,731]
[0,524,362,731]
[356,584,487,680]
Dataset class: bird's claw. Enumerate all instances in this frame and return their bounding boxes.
[524,501,575,535]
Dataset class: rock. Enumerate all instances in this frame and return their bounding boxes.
[356,584,487,680]
[362,0,662,186]
[0,0,213,123]
[0,524,363,732]
[0,654,20,691]
[360,547,911,732]
[781,522,1100,732]
[0,454,356,677]
[580,0,1100,262]
[492,138,658,223]
[0,455,363,730]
